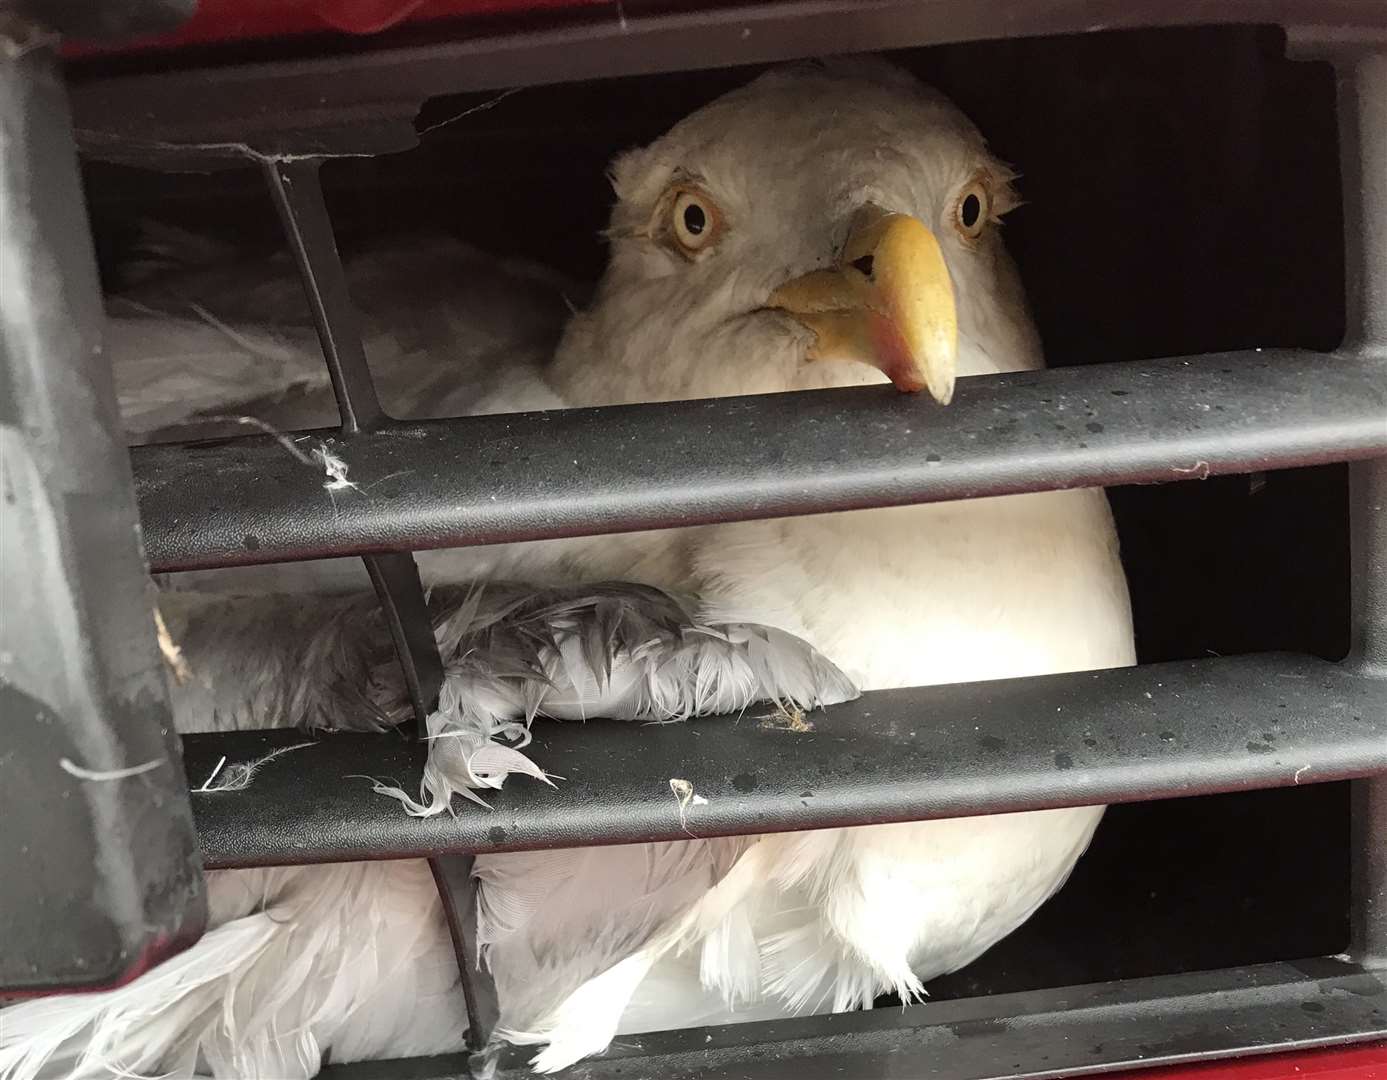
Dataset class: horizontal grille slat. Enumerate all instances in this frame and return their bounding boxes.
[132,349,1387,573]
[182,652,1387,869]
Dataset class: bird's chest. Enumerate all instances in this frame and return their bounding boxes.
[690,489,1134,692]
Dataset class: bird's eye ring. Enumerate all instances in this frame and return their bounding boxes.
[669,188,722,255]
[954,177,991,240]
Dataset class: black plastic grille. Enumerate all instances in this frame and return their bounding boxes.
[1,5,1383,1076]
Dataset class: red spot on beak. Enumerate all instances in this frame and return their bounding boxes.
[868,311,927,393]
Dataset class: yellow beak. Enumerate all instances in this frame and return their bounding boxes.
[766,206,958,403]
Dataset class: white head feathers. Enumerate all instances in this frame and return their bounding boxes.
[551,57,1043,407]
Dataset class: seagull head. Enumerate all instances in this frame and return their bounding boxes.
[550,58,1043,407]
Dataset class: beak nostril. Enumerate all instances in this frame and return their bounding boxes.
[768,212,956,400]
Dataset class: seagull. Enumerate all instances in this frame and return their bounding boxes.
[2,57,1135,1077]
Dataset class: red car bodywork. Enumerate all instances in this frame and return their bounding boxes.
[64,0,606,54]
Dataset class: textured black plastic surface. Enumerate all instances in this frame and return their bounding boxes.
[0,41,204,993]
[131,349,1387,573]
[319,959,1387,1080]
[180,653,1387,869]
[260,151,445,732]
[18,0,191,40]
[263,158,387,436]
[64,1,1387,165]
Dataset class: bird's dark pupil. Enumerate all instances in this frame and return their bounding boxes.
[961,194,982,229]
[683,204,706,235]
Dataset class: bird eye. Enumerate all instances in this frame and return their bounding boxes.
[954,178,991,240]
[669,188,722,255]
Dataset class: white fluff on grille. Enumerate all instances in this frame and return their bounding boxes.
[2,57,1136,1078]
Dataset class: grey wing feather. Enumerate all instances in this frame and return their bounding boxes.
[162,581,857,814]
[391,583,857,815]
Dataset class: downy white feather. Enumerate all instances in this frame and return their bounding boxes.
[0,862,459,1080]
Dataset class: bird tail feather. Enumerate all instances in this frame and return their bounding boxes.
[509,842,773,1073]
[0,862,459,1080]
[107,304,324,440]
[0,914,282,1080]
